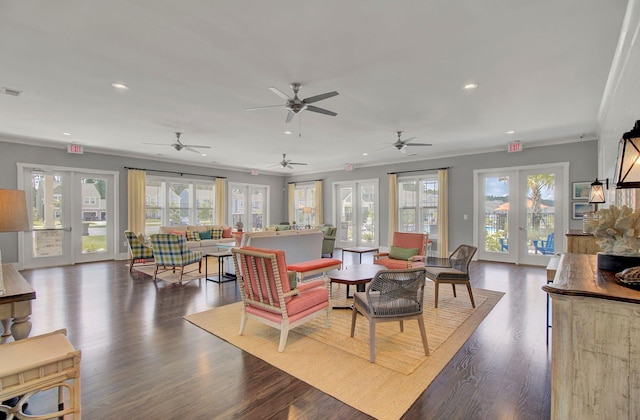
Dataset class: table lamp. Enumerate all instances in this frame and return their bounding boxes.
[0,189,31,295]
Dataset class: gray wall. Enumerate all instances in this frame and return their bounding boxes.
[0,136,286,263]
[287,140,599,249]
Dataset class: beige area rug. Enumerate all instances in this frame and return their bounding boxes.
[184,283,503,419]
[131,260,217,284]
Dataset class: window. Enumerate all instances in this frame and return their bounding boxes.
[144,177,215,234]
[294,183,316,227]
[398,175,439,249]
[84,197,96,205]
[229,182,269,231]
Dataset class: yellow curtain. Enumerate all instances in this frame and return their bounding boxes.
[315,180,323,225]
[127,169,146,233]
[215,178,226,225]
[437,169,449,258]
[388,174,397,247]
[288,183,295,224]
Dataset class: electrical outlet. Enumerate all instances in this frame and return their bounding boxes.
[463,214,468,220]
[123,240,128,246]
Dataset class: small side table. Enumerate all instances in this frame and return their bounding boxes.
[205,252,236,284]
[342,246,379,264]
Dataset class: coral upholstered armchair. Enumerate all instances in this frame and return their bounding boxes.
[374,232,428,270]
[232,246,331,352]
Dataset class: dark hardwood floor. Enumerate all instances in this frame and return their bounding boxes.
[16,251,551,419]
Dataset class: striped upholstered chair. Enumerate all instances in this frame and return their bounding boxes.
[149,233,203,284]
[124,230,155,272]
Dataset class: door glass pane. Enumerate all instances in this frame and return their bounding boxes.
[169,182,192,226]
[250,187,265,231]
[231,187,245,227]
[359,184,375,244]
[81,177,107,254]
[398,180,417,231]
[195,183,214,225]
[145,180,164,234]
[30,172,63,257]
[526,173,555,255]
[484,176,509,253]
[339,187,353,242]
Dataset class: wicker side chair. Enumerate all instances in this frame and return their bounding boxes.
[148,233,203,285]
[350,267,429,362]
[232,246,331,352]
[425,244,477,308]
[124,230,154,272]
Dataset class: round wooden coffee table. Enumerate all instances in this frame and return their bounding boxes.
[327,264,384,309]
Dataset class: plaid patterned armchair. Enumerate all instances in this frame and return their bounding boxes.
[149,233,203,284]
[124,230,154,272]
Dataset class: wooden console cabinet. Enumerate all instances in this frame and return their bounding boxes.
[565,229,600,254]
[543,254,640,419]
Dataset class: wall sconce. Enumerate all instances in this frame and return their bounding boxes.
[615,120,640,189]
[588,178,608,209]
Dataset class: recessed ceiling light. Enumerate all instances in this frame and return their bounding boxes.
[111,82,129,90]
[201,153,207,157]
[363,152,368,156]
[506,130,515,135]
[463,83,478,90]
[62,132,71,136]
[284,131,292,135]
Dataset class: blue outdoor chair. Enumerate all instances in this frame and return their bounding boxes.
[532,232,555,255]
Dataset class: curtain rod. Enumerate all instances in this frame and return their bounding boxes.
[387,166,449,175]
[287,179,323,184]
[124,166,227,179]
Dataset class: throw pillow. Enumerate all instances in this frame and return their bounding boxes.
[198,230,212,240]
[168,230,186,238]
[265,226,277,232]
[137,233,151,247]
[186,230,201,241]
[210,227,224,239]
[222,227,232,238]
[389,246,419,260]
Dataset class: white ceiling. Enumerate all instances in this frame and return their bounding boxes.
[0,1,628,174]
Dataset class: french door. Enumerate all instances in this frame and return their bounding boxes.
[228,183,268,232]
[333,179,378,249]
[19,165,117,269]
[474,164,567,265]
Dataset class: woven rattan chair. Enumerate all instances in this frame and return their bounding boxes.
[149,233,203,284]
[124,230,154,271]
[232,246,331,352]
[425,244,477,308]
[350,267,429,362]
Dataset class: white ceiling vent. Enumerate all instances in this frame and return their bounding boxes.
[1,87,23,97]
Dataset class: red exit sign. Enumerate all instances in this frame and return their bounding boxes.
[67,144,83,154]
[508,142,522,153]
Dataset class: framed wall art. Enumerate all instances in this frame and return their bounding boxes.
[572,182,591,200]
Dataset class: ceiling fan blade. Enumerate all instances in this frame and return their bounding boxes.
[303,91,339,104]
[288,162,307,166]
[269,87,291,100]
[403,137,417,143]
[246,104,283,111]
[400,147,407,154]
[286,164,294,169]
[142,142,169,146]
[306,105,337,116]
[285,110,295,123]
[183,144,211,149]
[185,147,204,154]
[405,143,433,147]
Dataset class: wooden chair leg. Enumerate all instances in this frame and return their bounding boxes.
[350,306,358,337]
[130,259,135,272]
[466,282,476,308]
[451,283,457,297]
[417,316,430,356]
[153,265,159,282]
[435,281,440,308]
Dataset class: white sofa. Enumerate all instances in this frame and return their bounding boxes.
[240,229,323,264]
[158,225,235,253]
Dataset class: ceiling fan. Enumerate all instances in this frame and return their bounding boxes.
[391,131,432,153]
[143,132,211,154]
[270,153,308,169]
[246,83,339,123]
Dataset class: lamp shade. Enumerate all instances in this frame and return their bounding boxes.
[615,120,640,189]
[0,189,31,232]
[588,179,606,204]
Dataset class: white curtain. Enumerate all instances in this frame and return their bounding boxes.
[315,180,323,225]
[127,169,146,233]
[437,168,449,257]
[215,177,226,225]
[288,183,295,224]
[388,174,397,247]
